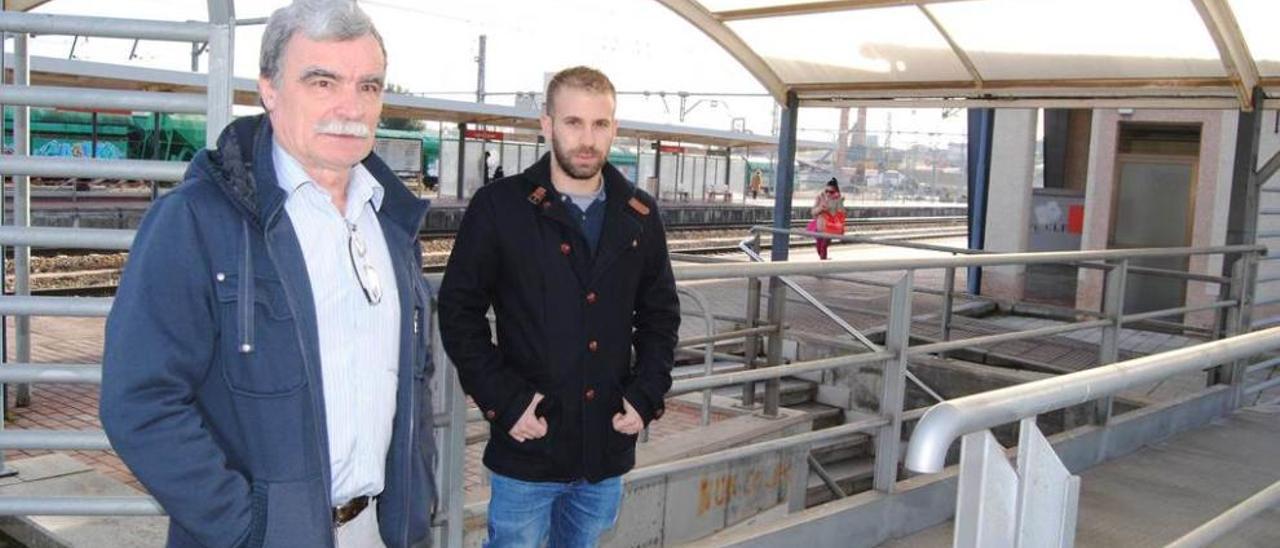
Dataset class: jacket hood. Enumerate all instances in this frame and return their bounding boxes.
[191,114,430,239]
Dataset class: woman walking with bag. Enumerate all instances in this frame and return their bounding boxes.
[809,178,846,260]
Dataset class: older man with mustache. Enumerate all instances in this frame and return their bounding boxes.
[99,1,436,547]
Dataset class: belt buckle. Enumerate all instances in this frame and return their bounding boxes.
[332,495,370,528]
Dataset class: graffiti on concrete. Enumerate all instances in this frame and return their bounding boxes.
[696,459,792,516]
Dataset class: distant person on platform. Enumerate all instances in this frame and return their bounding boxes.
[749,168,764,200]
[99,1,437,546]
[811,178,846,260]
[481,150,494,185]
[439,66,680,547]
[492,164,505,180]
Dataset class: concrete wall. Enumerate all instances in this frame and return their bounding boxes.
[1076,109,1237,326]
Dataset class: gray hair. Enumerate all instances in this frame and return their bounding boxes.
[259,0,386,85]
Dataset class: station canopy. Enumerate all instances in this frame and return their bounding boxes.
[660,0,1280,110]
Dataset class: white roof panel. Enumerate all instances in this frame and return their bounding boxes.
[660,0,1274,108]
[725,7,971,85]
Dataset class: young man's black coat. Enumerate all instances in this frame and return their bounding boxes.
[438,153,680,482]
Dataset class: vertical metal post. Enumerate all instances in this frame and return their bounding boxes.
[90,112,99,159]
[431,319,465,548]
[1095,259,1127,425]
[474,35,486,104]
[653,140,662,201]
[966,109,994,294]
[701,155,709,200]
[1,29,8,380]
[941,264,957,343]
[13,32,30,408]
[1220,85,1262,335]
[1213,257,1250,404]
[204,3,235,147]
[0,26,12,478]
[741,232,762,408]
[760,92,800,419]
[874,271,914,493]
[455,123,467,200]
[771,91,800,261]
[763,275,786,418]
[723,147,732,196]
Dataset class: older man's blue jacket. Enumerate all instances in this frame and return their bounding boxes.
[100,114,436,548]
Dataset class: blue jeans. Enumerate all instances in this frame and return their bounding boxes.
[484,471,623,548]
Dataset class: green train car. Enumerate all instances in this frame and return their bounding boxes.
[3,108,443,180]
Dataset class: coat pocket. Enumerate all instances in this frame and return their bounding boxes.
[252,475,331,548]
[214,274,307,397]
[606,427,639,456]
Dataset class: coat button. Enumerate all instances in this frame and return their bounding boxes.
[560,243,572,255]
[631,239,638,248]
[586,292,598,304]
[585,388,596,401]
[485,410,496,421]
[588,340,599,352]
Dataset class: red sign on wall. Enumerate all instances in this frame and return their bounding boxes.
[657,145,685,154]
[465,129,505,141]
[1067,205,1085,234]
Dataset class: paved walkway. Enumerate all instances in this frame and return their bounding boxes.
[883,404,1280,547]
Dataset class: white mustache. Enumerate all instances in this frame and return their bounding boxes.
[315,120,371,138]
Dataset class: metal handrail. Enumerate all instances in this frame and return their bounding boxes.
[905,325,1280,474]
[752,226,1243,285]
[675,243,1267,282]
[675,285,718,426]
[0,85,207,114]
[737,235,946,402]
[1167,480,1280,548]
[0,156,189,182]
[0,12,211,42]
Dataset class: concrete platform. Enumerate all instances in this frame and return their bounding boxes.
[881,404,1280,547]
[0,454,165,548]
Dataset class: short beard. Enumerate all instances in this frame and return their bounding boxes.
[551,137,605,181]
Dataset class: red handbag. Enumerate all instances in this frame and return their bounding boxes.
[823,211,846,234]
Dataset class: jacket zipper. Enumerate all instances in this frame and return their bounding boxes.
[263,229,337,547]
[403,242,417,548]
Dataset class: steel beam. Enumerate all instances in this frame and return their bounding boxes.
[1192,0,1259,111]
[966,109,993,294]
[654,0,787,102]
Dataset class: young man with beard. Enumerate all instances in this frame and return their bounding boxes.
[438,66,680,547]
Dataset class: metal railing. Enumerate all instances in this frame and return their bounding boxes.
[1167,480,1280,548]
[0,221,1270,547]
[0,1,235,489]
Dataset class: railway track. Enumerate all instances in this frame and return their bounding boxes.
[19,217,966,295]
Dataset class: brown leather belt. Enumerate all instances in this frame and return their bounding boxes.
[333,495,371,528]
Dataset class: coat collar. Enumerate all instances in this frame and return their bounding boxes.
[201,114,430,243]
[521,153,647,285]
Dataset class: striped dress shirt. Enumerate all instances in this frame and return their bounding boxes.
[272,141,401,505]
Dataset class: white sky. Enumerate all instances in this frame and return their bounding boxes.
[18,0,977,146]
